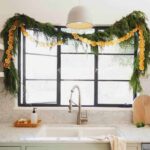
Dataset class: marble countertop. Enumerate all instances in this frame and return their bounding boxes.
[0,123,150,143]
[116,124,150,143]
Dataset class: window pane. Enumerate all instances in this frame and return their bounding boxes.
[61,40,92,53]
[61,28,94,53]
[61,54,94,79]
[97,30,134,54]
[98,55,133,80]
[61,81,94,105]
[25,30,57,55]
[98,44,134,54]
[26,81,56,104]
[26,54,57,79]
[98,82,133,104]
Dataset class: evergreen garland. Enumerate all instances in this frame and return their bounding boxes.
[1,11,150,94]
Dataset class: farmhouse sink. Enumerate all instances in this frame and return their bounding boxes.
[37,126,117,138]
[78,127,117,137]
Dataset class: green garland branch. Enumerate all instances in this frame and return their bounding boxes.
[1,11,150,94]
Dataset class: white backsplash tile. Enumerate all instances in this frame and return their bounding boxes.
[0,78,132,124]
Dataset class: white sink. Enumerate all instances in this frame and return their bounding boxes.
[37,127,79,137]
[37,126,117,138]
[78,127,117,137]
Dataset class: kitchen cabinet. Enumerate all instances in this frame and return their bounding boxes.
[25,143,110,150]
[0,147,21,150]
[0,143,141,150]
[127,143,141,150]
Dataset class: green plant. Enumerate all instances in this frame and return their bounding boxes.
[136,122,145,128]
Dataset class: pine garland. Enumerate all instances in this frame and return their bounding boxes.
[1,11,150,94]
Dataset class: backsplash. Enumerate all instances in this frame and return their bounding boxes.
[0,75,150,124]
[0,78,132,124]
[0,41,130,125]
[0,39,150,125]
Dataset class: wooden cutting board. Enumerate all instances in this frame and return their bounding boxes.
[144,98,150,124]
[133,95,150,124]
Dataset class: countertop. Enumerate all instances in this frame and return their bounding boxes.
[0,123,150,143]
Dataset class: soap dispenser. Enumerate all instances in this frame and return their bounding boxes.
[31,108,38,124]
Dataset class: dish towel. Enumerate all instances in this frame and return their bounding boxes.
[106,136,126,150]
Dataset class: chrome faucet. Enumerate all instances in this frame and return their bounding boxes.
[68,85,88,125]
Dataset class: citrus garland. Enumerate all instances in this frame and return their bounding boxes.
[20,26,64,48]
[1,11,150,94]
[72,26,145,71]
[3,23,17,68]
[4,25,145,71]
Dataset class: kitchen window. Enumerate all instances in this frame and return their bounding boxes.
[18,26,136,107]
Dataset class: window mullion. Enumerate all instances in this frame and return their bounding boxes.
[57,27,61,105]
[133,32,138,99]
[94,54,98,106]
[94,29,98,106]
[23,34,26,105]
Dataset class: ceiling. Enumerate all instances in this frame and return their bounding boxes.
[0,0,150,32]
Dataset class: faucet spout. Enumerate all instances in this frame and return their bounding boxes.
[68,85,88,125]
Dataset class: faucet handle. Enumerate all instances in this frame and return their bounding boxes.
[81,110,88,123]
[81,110,88,118]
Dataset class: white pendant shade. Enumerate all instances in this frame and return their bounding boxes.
[66,6,93,29]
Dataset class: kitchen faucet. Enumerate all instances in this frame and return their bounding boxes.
[68,85,88,125]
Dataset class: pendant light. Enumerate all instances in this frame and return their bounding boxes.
[66,5,93,29]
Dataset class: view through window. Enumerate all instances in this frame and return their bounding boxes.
[18,27,135,107]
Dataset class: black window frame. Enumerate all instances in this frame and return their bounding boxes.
[18,26,137,107]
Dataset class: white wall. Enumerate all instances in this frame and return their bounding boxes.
[0,0,150,31]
